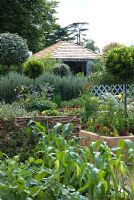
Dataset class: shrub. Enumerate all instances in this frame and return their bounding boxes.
[53,63,71,77]
[0,72,88,102]
[41,55,59,72]
[0,33,29,70]
[16,84,56,112]
[23,58,44,83]
[86,93,134,136]
[105,46,134,83]
[80,92,100,122]
[0,102,37,121]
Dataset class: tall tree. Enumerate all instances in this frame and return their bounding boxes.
[44,25,74,47]
[0,0,58,52]
[67,22,89,44]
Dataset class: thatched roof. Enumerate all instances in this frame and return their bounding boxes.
[33,41,99,61]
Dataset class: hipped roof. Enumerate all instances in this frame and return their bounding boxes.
[33,41,99,60]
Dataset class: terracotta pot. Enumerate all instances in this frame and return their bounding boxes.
[80,130,134,147]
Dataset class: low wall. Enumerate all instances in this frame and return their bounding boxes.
[0,115,81,134]
[80,130,134,147]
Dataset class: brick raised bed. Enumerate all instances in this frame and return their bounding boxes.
[80,130,134,147]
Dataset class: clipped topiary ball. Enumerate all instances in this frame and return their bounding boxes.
[53,63,71,77]
[0,32,29,67]
[23,58,44,80]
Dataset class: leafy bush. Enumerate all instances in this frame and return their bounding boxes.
[105,46,134,83]
[80,92,100,122]
[0,33,29,69]
[61,97,82,107]
[16,83,54,101]
[0,64,9,76]
[0,122,134,199]
[0,72,88,102]
[26,98,57,112]
[37,72,88,101]
[0,102,37,121]
[41,55,59,72]
[88,59,115,85]
[53,63,71,77]
[23,58,44,82]
[16,84,56,112]
[86,93,134,136]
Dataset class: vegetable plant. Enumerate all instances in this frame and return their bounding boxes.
[0,122,134,199]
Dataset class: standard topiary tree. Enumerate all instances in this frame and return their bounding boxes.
[53,63,71,77]
[23,58,44,85]
[0,33,29,73]
[105,46,134,125]
[105,46,134,82]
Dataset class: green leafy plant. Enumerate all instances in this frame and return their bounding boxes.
[0,122,134,199]
[23,58,44,84]
[0,102,37,121]
[0,71,88,103]
[105,46,134,126]
[41,55,59,72]
[15,83,56,112]
[80,92,100,122]
[86,93,134,136]
[53,63,71,77]
[0,32,29,72]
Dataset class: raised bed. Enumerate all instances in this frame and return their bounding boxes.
[80,130,134,147]
[0,115,81,134]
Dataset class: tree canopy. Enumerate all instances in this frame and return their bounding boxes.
[105,46,134,83]
[0,33,29,67]
[83,39,100,52]
[0,0,58,52]
[103,42,124,55]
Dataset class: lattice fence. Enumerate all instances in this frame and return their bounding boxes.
[92,84,134,99]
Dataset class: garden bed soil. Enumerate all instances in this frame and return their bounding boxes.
[80,130,134,147]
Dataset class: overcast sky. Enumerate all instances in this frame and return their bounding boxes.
[56,0,134,49]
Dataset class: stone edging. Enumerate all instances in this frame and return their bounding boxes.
[80,130,134,147]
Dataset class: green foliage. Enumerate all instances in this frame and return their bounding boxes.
[0,33,29,68]
[26,98,57,112]
[53,63,71,77]
[41,55,59,72]
[0,0,58,52]
[80,92,100,122]
[0,102,37,121]
[86,93,134,136]
[42,109,60,116]
[103,42,124,55]
[67,22,89,44]
[0,122,134,199]
[84,39,100,52]
[0,65,9,76]
[44,24,75,46]
[88,59,115,85]
[105,46,134,83]
[16,84,56,112]
[61,97,82,107]
[0,72,88,102]
[23,58,44,80]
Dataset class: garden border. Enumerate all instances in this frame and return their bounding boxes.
[80,130,134,147]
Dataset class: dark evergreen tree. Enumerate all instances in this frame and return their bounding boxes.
[0,0,58,52]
